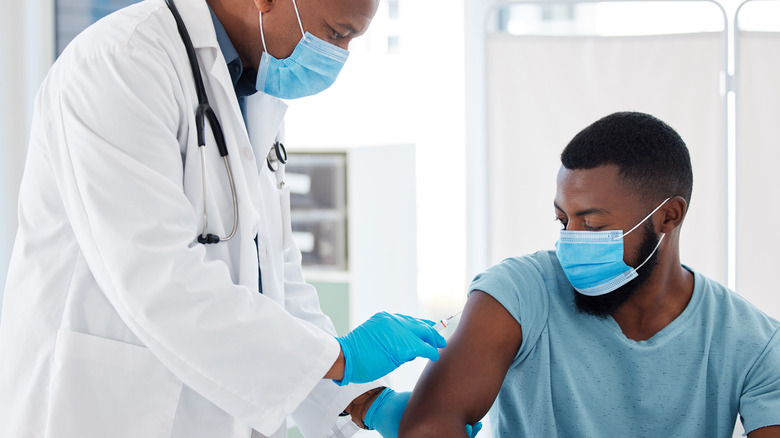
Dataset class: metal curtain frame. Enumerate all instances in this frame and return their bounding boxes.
[466,0,736,285]
[734,0,780,72]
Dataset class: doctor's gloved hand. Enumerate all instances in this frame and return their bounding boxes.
[363,388,483,438]
[333,312,445,386]
[364,388,409,437]
[466,421,483,437]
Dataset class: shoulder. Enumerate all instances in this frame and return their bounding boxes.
[39,1,188,126]
[468,250,559,344]
[691,269,780,357]
[694,269,779,332]
[63,2,175,59]
[49,1,182,92]
[469,250,561,297]
[470,250,558,290]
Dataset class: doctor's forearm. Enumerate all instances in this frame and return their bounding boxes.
[323,348,345,380]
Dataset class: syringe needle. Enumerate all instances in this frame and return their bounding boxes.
[434,311,463,332]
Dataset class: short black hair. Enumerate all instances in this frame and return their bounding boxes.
[560,111,693,207]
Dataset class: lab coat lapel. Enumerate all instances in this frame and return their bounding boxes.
[176,0,265,291]
[207,56,253,145]
[175,0,246,136]
[245,93,288,172]
[245,93,288,302]
[200,59,266,290]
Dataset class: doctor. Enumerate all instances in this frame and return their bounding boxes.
[0,0,453,437]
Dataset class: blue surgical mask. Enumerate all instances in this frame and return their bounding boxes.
[256,0,349,99]
[555,198,670,296]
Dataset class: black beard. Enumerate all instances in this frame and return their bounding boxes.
[574,222,660,318]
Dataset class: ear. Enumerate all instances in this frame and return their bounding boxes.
[254,0,274,13]
[658,196,687,234]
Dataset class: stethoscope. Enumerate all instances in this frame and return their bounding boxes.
[165,0,287,244]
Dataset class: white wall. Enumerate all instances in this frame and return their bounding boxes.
[0,0,54,315]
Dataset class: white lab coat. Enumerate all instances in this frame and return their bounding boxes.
[0,0,378,437]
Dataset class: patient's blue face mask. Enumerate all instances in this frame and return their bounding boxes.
[555,198,670,297]
[256,0,349,99]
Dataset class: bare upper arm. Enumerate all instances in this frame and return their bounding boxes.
[398,290,523,437]
[749,426,780,438]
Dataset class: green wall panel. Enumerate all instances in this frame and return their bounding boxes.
[309,280,350,336]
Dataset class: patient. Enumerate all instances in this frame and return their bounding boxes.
[399,112,780,437]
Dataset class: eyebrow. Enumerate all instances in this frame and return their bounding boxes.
[335,22,363,35]
[553,201,611,217]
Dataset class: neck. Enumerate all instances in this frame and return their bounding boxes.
[610,247,694,341]
[207,0,262,70]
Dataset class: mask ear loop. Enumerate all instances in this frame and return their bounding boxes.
[289,0,306,39]
[633,233,665,272]
[259,11,268,53]
[621,197,671,273]
[259,0,306,54]
[614,197,672,240]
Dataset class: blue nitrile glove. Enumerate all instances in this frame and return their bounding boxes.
[364,388,410,437]
[334,312,446,386]
[364,388,482,438]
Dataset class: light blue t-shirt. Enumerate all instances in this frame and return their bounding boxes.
[469,250,780,437]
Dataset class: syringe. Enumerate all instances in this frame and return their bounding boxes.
[433,311,463,332]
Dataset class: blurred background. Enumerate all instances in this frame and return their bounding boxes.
[2,0,779,436]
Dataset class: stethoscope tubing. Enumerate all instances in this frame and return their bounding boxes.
[166,0,238,244]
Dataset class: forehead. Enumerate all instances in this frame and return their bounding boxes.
[308,0,379,25]
[555,164,638,211]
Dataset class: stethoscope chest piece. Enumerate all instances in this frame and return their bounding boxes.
[266,141,287,172]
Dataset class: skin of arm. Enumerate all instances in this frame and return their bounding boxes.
[749,426,780,437]
[398,291,523,437]
[324,349,345,380]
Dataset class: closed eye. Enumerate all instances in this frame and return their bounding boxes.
[328,25,350,40]
[584,224,607,231]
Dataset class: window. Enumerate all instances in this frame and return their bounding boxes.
[56,0,138,55]
[388,0,400,20]
[495,1,724,36]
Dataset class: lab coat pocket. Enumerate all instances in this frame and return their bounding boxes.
[45,330,182,438]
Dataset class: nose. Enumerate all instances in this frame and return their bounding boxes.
[564,219,586,232]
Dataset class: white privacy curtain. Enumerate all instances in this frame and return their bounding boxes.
[736,31,780,320]
[485,32,728,284]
